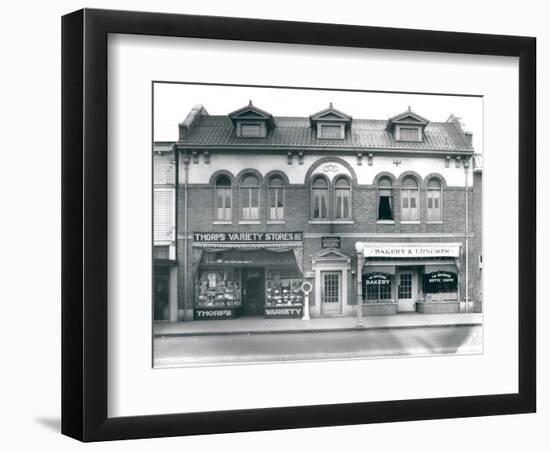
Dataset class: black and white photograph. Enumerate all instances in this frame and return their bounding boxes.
[152,83,484,368]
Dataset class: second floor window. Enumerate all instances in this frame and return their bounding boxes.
[268,176,285,220]
[312,176,329,220]
[215,176,232,221]
[334,177,351,219]
[427,178,442,221]
[378,177,393,220]
[240,175,260,220]
[401,177,419,221]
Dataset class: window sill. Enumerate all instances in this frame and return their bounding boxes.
[239,220,261,225]
[308,220,331,224]
[212,220,232,225]
[427,220,443,224]
[332,220,354,224]
[267,220,285,224]
[401,220,421,224]
[376,220,395,224]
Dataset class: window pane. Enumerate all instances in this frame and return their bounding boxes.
[402,177,418,188]
[428,197,433,208]
[269,176,284,188]
[335,177,350,188]
[241,175,259,188]
[241,124,261,137]
[343,192,349,218]
[379,178,392,189]
[378,196,393,220]
[402,197,409,208]
[216,176,231,187]
[399,128,419,141]
[428,179,441,189]
[321,191,328,218]
[312,177,328,188]
[320,125,341,138]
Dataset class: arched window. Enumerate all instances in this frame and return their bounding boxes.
[311,176,329,220]
[377,177,393,220]
[427,178,442,221]
[334,177,351,220]
[401,177,419,221]
[268,176,285,220]
[215,175,232,221]
[240,175,260,220]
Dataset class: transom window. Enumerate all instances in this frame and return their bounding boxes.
[334,177,351,219]
[377,177,394,220]
[215,175,232,221]
[427,178,442,221]
[311,176,329,220]
[401,177,419,221]
[268,176,285,220]
[240,175,260,220]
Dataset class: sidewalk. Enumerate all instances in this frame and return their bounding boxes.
[154,313,483,337]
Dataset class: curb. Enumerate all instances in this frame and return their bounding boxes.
[154,321,482,338]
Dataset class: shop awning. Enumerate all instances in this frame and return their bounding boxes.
[356,242,461,258]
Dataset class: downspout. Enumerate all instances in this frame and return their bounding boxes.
[182,152,190,320]
[464,158,471,313]
[172,143,179,322]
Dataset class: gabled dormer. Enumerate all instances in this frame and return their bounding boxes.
[385,106,429,142]
[310,103,352,140]
[228,101,275,138]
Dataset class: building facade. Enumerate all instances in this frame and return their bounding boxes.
[153,102,482,322]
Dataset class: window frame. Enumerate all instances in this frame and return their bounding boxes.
[396,125,422,142]
[400,176,420,221]
[427,178,443,222]
[267,176,285,222]
[333,176,352,221]
[311,175,330,220]
[214,175,233,222]
[317,123,345,139]
[377,177,394,221]
[239,174,260,220]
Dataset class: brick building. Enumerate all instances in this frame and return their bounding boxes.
[153,101,482,322]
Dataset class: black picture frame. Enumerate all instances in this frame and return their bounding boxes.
[61,8,536,442]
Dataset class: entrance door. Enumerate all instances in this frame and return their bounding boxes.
[242,268,265,316]
[154,267,170,321]
[322,271,342,315]
[397,271,416,312]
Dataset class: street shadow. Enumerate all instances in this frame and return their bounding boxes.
[35,416,61,433]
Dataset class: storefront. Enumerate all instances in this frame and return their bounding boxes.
[356,242,462,315]
[192,232,304,320]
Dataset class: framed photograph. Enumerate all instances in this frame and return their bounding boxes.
[62,8,536,442]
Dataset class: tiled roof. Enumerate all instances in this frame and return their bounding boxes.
[177,116,473,152]
[154,141,174,152]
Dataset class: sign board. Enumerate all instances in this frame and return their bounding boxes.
[422,271,458,293]
[361,244,460,258]
[364,272,392,286]
[194,307,240,320]
[194,232,303,243]
[321,236,341,249]
[264,306,303,318]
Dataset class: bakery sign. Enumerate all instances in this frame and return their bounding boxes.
[359,243,461,258]
[364,272,392,286]
[194,232,303,243]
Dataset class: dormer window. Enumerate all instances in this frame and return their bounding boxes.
[228,100,275,139]
[386,106,429,143]
[319,124,344,139]
[397,126,421,142]
[239,123,264,138]
[310,103,352,141]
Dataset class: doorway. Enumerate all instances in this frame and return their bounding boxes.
[242,268,265,316]
[397,270,416,312]
[321,271,342,315]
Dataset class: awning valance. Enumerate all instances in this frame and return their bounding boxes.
[363,265,396,275]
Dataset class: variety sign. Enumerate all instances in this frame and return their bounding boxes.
[194,232,303,243]
[194,308,240,320]
[264,306,303,318]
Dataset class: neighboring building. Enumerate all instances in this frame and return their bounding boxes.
[153,102,482,322]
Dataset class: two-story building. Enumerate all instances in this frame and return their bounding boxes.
[153,101,482,322]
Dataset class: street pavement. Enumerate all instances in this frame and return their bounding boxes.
[153,324,482,367]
